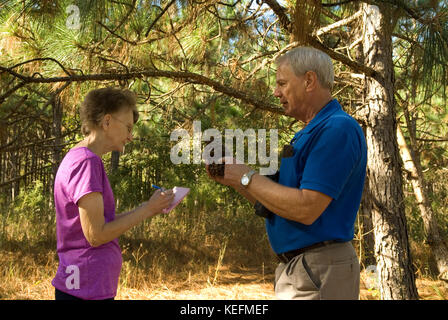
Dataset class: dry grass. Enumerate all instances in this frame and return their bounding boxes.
[1,208,447,300]
[359,269,448,300]
[0,241,276,300]
[116,266,276,300]
[1,238,447,300]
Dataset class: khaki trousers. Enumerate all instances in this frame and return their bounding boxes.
[274,241,360,300]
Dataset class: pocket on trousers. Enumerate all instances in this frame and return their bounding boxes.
[320,258,360,300]
[275,255,321,300]
[300,254,321,290]
[274,262,287,291]
[286,255,321,292]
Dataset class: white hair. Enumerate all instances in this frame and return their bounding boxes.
[276,47,334,90]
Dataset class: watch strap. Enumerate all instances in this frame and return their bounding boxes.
[246,170,256,180]
[242,170,257,187]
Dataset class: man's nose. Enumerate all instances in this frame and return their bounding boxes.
[273,86,281,97]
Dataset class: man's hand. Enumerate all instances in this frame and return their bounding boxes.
[206,157,251,189]
[205,158,333,225]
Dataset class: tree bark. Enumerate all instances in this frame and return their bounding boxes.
[357,173,377,268]
[110,151,120,173]
[397,125,448,281]
[361,3,419,299]
[9,127,19,202]
[52,97,63,182]
[352,8,376,269]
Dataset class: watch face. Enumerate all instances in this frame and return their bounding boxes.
[241,176,249,185]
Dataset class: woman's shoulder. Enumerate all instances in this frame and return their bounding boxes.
[60,147,102,170]
[69,146,100,159]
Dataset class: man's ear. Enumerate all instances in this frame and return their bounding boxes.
[304,71,318,91]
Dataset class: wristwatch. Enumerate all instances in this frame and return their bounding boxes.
[241,170,257,187]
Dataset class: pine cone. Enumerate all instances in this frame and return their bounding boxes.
[207,137,225,177]
[208,163,225,177]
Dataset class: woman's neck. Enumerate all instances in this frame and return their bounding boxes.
[75,132,107,158]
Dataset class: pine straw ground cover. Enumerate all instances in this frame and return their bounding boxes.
[0,239,447,300]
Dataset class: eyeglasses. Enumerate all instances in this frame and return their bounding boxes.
[111,115,133,134]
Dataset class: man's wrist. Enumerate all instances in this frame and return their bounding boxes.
[240,169,257,188]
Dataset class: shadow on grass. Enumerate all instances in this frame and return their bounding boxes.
[0,233,277,287]
[119,235,278,284]
[0,236,58,262]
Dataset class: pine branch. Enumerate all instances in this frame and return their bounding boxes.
[322,0,360,7]
[263,0,292,33]
[307,36,381,81]
[0,165,52,188]
[8,57,73,76]
[0,65,284,114]
[0,82,27,105]
[145,0,177,37]
[263,0,381,82]
[97,21,138,45]
[315,10,362,36]
[377,0,429,24]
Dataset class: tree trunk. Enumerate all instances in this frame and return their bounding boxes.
[352,10,376,269]
[357,175,376,268]
[362,3,419,299]
[397,125,448,281]
[52,97,63,182]
[9,128,19,202]
[110,151,120,173]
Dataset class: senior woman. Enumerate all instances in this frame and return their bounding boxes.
[51,87,174,300]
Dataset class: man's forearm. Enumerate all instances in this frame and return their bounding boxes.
[234,185,257,205]
[211,162,330,224]
[245,174,293,216]
[242,173,330,225]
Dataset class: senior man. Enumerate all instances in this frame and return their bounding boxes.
[207,46,367,300]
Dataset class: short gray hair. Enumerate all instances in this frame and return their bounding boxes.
[80,87,139,136]
[276,47,334,90]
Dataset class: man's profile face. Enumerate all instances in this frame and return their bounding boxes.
[273,62,307,119]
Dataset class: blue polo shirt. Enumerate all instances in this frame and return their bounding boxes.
[266,99,367,254]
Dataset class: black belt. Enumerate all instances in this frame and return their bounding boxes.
[277,240,341,263]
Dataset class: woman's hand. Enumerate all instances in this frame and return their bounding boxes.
[144,188,175,216]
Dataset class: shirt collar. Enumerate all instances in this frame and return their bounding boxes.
[292,99,341,141]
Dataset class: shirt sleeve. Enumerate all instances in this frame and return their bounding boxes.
[300,118,363,200]
[67,156,104,205]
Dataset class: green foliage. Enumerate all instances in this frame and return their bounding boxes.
[404,183,426,243]
[0,0,447,283]
[15,180,47,219]
[1,180,55,243]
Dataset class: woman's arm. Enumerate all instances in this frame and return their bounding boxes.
[78,189,173,247]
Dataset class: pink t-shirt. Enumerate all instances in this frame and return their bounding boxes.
[52,147,122,300]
